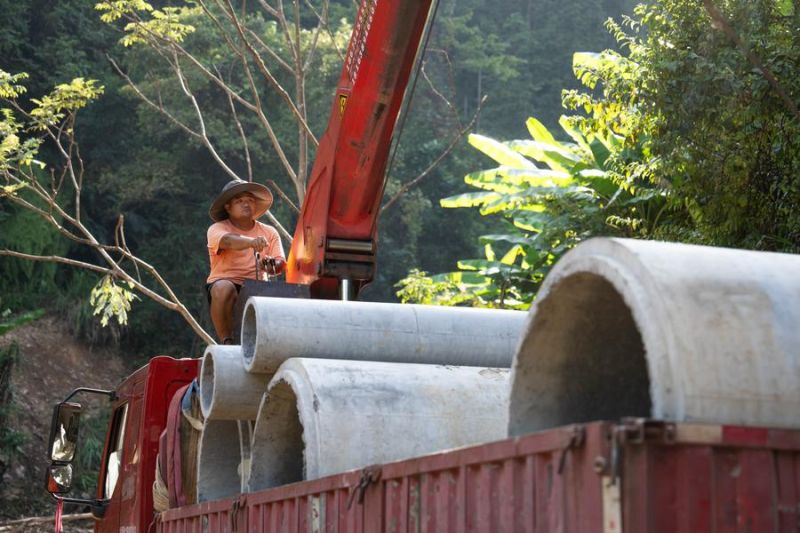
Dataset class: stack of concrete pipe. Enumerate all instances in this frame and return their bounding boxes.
[196,301,526,499]
[197,345,266,502]
[196,237,800,499]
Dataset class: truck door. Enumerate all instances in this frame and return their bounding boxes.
[96,399,140,533]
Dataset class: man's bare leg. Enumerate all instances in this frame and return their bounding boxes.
[209,280,238,342]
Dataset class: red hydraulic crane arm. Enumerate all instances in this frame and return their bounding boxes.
[286,0,435,299]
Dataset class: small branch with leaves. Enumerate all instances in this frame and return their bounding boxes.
[0,72,216,345]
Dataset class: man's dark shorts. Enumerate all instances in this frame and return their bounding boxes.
[205,280,242,305]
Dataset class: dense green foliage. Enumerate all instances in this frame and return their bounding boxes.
[399,0,800,308]
[1,0,637,355]
[610,0,800,249]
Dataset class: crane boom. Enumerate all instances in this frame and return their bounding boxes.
[286,0,435,299]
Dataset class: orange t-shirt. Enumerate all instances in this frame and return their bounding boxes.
[206,220,285,284]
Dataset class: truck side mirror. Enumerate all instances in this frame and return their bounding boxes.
[46,464,74,494]
[48,402,81,462]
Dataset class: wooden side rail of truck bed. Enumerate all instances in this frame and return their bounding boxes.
[156,419,800,533]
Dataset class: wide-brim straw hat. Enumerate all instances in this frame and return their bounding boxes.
[209,179,273,222]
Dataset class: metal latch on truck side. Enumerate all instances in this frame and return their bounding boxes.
[347,465,383,509]
[557,425,586,474]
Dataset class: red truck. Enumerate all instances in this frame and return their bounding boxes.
[43,0,800,531]
[47,357,800,532]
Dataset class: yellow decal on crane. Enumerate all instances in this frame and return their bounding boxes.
[339,94,348,116]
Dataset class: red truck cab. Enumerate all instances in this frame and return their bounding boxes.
[46,357,197,532]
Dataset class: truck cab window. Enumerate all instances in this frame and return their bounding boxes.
[103,403,128,499]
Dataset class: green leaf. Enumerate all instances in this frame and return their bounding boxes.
[478,233,531,246]
[484,242,496,261]
[440,191,501,208]
[508,140,582,173]
[588,138,611,168]
[89,275,138,327]
[95,0,154,23]
[0,71,28,99]
[468,133,536,169]
[465,167,572,191]
[525,117,557,145]
[558,115,592,154]
[432,271,490,286]
[500,245,523,265]
[0,183,27,196]
[512,212,550,232]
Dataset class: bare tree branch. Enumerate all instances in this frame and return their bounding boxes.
[303,0,343,66]
[115,215,143,283]
[0,513,93,529]
[218,65,254,182]
[173,52,242,182]
[3,166,217,345]
[256,0,279,18]
[236,50,301,188]
[420,51,462,126]
[301,0,328,71]
[1,247,215,345]
[242,24,294,73]
[381,97,486,214]
[264,210,294,241]
[108,56,204,140]
[267,179,300,214]
[0,249,113,276]
[220,0,319,146]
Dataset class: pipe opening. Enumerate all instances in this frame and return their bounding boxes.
[241,302,257,366]
[510,272,651,435]
[197,420,243,502]
[249,381,305,491]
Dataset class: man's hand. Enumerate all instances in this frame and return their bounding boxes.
[272,257,286,274]
[250,236,268,251]
[260,256,286,275]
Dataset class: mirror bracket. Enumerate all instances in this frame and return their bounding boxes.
[63,387,116,403]
[50,494,110,518]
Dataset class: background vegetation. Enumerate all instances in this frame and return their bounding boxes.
[3,0,797,353]
[400,0,800,306]
[1,0,636,358]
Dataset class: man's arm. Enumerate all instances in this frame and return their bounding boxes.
[219,234,268,252]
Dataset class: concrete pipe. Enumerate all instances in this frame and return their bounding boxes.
[240,298,527,373]
[248,358,510,491]
[508,238,800,436]
[196,420,250,502]
[199,345,270,420]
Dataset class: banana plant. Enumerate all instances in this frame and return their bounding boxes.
[398,109,665,308]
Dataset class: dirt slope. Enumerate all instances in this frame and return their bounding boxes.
[0,314,132,526]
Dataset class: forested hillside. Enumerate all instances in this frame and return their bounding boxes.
[0,0,637,356]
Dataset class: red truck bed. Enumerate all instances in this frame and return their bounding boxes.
[156,419,800,532]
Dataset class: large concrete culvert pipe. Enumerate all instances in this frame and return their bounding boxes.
[508,238,800,436]
[199,345,270,420]
[240,298,527,373]
[248,358,510,491]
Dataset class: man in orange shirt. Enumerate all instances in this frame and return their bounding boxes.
[206,179,286,344]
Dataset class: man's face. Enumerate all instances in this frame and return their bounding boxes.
[225,192,257,220]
